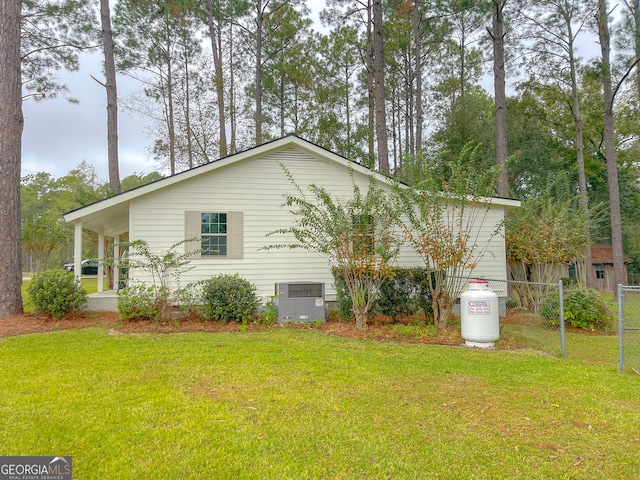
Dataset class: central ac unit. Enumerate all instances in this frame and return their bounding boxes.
[275,282,325,323]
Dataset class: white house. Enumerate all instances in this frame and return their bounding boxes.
[63,135,519,311]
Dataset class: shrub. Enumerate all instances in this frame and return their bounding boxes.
[28,269,87,319]
[117,284,161,321]
[174,283,207,320]
[564,288,613,331]
[333,267,434,321]
[258,296,279,326]
[333,272,358,320]
[116,239,197,321]
[376,270,418,319]
[540,288,612,331]
[406,268,436,318]
[201,274,260,322]
[540,290,561,325]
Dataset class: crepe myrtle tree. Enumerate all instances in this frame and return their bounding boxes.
[117,238,198,321]
[505,174,586,312]
[265,165,401,329]
[393,145,502,329]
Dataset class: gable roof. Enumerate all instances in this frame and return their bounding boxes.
[591,244,632,264]
[63,134,520,234]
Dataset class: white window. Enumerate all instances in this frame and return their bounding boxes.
[201,213,228,256]
[185,211,243,258]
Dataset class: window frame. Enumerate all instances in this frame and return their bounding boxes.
[352,213,375,257]
[200,213,228,257]
[185,211,243,259]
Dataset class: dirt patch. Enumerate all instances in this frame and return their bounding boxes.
[0,311,522,349]
[0,312,257,338]
[319,321,464,346]
[0,312,120,338]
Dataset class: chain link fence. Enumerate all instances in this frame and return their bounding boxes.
[618,285,640,373]
[456,277,566,356]
[457,279,640,370]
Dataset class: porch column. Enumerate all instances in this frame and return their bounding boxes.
[114,240,120,290]
[97,231,105,293]
[73,221,83,282]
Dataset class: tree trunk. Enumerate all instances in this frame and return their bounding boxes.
[100,0,121,194]
[414,0,423,155]
[229,25,237,153]
[391,81,398,170]
[567,19,594,288]
[598,0,626,293]
[167,77,176,174]
[165,30,176,175]
[255,0,264,145]
[366,0,375,169]
[373,0,389,174]
[206,0,228,157]
[345,65,352,158]
[492,0,509,198]
[432,291,452,330]
[0,0,24,317]
[633,0,640,102]
[183,43,193,169]
[279,68,285,136]
[353,306,368,329]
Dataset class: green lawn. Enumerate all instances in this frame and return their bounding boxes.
[1,327,639,479]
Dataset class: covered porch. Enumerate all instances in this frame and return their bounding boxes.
[65,195,132,312]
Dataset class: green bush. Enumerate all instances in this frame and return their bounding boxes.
[333,272,354,320]
[540,288,612,331]
[540,290,560,325]
[406,268,436,317]
[333,267,434,321]
[564,288,613,331]
[117,284,161,321]
[174,283,207,319]
[28,269,87,319]
[258,296,279,326]
[201,274,260,322]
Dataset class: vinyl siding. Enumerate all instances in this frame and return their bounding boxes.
[127,146,509,302]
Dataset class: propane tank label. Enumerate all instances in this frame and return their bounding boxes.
[467,300,490,315]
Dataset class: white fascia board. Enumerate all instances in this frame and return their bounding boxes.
[63,137,302,223]
[63,135,520,223]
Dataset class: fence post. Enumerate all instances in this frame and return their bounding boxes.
[618,284,624,372]
[559,280,566,357]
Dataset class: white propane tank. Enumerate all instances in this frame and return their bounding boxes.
[460,279,499,348]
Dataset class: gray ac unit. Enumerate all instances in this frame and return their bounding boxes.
[276,282,325,323]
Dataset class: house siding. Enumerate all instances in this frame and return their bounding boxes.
[594,264,628,292]
[124,146,508,302]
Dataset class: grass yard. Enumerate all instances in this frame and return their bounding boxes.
[1,326,639,479]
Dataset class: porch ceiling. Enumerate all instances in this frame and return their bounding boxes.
[72,202,130,236]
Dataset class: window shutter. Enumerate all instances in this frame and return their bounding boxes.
[184,211,201,257]
[227,211,243,259]
[185,210,242,259]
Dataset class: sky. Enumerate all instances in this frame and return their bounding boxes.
[21,53,155,182]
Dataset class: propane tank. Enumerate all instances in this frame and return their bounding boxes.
[460,279,499,348]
